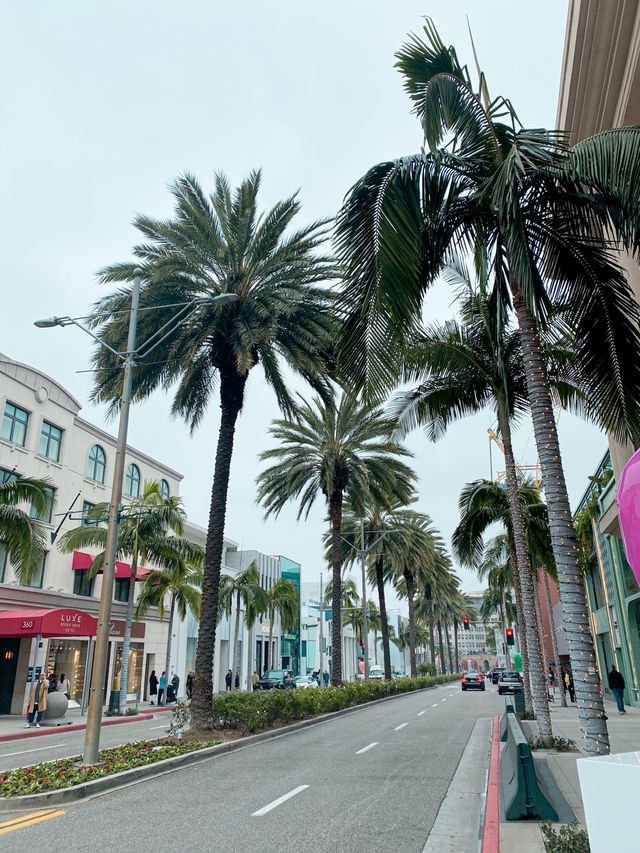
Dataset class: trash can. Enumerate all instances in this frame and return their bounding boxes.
[513,689,525,714]
[108,689,120,713]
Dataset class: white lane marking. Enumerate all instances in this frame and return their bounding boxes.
[432,703,438,707]
[252,785,309,816]
[394,723,408,731]
[442,698,448,702]
[417,710,427,716]
[0,744,67,758]
[356,742,379,754]
[150,725,168,730]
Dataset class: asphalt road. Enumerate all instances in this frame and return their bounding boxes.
[1,682,502,852]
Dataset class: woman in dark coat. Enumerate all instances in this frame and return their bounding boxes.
[149,670,158,705]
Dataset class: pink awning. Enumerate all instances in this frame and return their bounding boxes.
[71,551,154,581]
[0,608,97,638]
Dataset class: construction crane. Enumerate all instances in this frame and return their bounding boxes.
[487,428,542,489]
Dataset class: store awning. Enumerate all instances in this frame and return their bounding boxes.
[71,550,154,581]
[0,608,98,638]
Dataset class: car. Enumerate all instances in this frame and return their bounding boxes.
[498,671,523,695]
[254,669,296,690]
[369,665,385,680]
[461,672,485,691]
[294,675,319,689]
[491,667,506,685]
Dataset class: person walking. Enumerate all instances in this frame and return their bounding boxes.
[170,672,180,702]
[252,671,259,691]
[608,665,627,714]
[186,671,194,699]
[57,673,70,699]
[48,673,58,694]
[26,672,49,728]
[234,671,240,690]
[149,670,158,705]
[158,671,166,705]
[225,669,232,692]
[566,670,576,703]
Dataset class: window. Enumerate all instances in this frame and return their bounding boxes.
[81,500,98,526]
[2,402,29,446]
[114,577,131,602]
[30,486,54,524]
[160,479,170,499]
[0,544,7,582]
[0,467,18,484]
[125,464,140,498]
[39,420,63,462]
[24,552,46,589]
[86,444,106,484]
[73,567,93,597]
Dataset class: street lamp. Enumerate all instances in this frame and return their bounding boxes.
[35,271,238,765]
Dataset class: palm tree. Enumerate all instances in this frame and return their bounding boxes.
[219,563,268,689]
[257,390,414,685]
[392,622,411,674]
[0,475,52,584]
[263,578,299,674]
[58,482,196,711]
[89,170,335,731]
[478,538,517,669]
[136,559,203,703]
[335,21,640,754]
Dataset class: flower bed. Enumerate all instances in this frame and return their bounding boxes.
[206,673,460,734]
[0,738,219,798]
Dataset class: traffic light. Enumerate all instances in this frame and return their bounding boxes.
[505,628,515,646]
[463,617,470,631]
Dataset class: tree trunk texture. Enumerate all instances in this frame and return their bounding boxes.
[118,544,138,714]
[510,544,533,715]
[329,490,344,686]
[163,594,175,707]
[437,619,446,674]
[427,597,436,670]
[268,609,275,674]
[375,557,392,680]
[544,571,567,707]
[513,289,609,755]
[445,621,454,673]
[232,589,242,690]
[498,401,552,744]
[191,372,246,732]
[404,569,417,677]
[453,619,460,672]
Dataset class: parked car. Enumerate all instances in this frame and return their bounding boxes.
[294,675,319,689]
[461,672,485,691]
[254,670,296,690]
[369,665,385,680]
[491,667,506,685]
[498,671,523,695]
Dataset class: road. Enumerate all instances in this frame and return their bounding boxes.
[1,683,502,852]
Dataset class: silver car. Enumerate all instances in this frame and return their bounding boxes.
[294,675,319,689]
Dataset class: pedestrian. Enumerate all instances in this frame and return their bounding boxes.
[158,671,166,705]
[548,667,555,688]
[48,673,58,694]
[252,671,259,691]
[234,671,240,689]
[149,670,158,705]
[567,670,576,703]
[323,671,329,688]
[171,672,180,701]
[186,671,194,699]
[57,672,70,699]
[225,669,232,691]
[26,672,49,728]
[608,665,626,714]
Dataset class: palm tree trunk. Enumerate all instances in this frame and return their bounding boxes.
[268,609,275,674]
[329,490,344,685]
[246,623,254,692]
[163,593,176,707]
[403,569,417,677]
[375,557,392,680]
[453,618,459,672]
[510,544,533,715]
[232,589,242,690]
[427,597,436,671]
[544,571,567,707]
[437,619,446,674]
[497,399,552,745]
[512,291,609,755]
[191,372,246,732]
[445,621,454,673]
[118,544,138,714]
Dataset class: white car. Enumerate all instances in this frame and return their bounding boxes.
[294,675,319,689]
[369,666,384,680]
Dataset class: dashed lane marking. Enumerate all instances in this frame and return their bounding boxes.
[252,785,309,816]
[356,742,379,755]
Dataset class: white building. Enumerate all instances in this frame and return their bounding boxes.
[0,353,181,714]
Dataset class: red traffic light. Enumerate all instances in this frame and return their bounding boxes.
[463,617,470,631]
[505,628,515,646]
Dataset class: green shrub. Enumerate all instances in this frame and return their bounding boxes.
[541,821,590,852]
[205,674,458,734]
[417,663,436,676]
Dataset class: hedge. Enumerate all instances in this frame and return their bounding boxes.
[207,674,460,734]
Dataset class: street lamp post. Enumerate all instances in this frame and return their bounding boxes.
[35,274,238,765]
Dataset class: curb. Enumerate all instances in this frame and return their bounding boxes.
[482,715,501,853]
[0,681,456,811]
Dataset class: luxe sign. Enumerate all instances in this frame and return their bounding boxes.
[616,448,640,585]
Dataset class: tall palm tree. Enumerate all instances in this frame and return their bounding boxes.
[219,563,268,689]
[0,475,52,584]
[89,170,335,731]
[335,21,640,754]
[478,538,517,669]
[257,390,414,684]
[58,482,196,712]
[263,578,299,674]
[136,559,203,703]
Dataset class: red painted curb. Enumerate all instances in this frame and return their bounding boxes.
[482,714,500,853]
[0,709,163,744]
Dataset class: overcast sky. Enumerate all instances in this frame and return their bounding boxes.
[1,1,607,607]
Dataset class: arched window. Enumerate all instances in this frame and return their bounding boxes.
[160,479,170,500]
[86,444,106,484]
[125,463,140,498]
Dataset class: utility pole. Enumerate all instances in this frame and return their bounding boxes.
[359,519,369,681]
